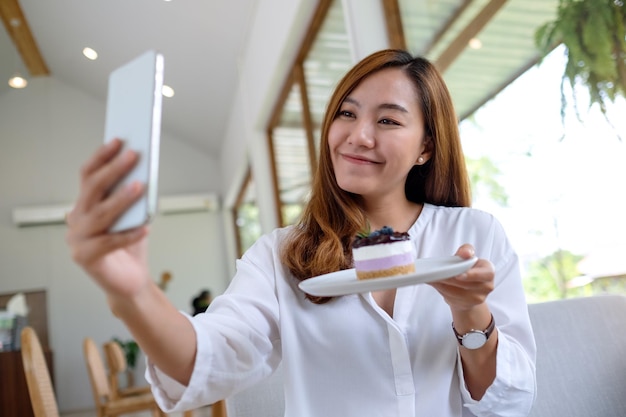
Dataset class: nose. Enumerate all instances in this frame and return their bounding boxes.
[348,119,375,148]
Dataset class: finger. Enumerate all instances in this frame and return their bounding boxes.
[434,260,493,285]
[429,280,493,306]
[78,148,139,213]
[74,181,145,238]
[70,226,148,267]
[80,138,124,178]
[451,268,493,285]
[464,259,494,281]
[74,139,127,213]
[432,278,486,291]
[454,244,475,259]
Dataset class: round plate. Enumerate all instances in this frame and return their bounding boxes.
[298,256,478,297]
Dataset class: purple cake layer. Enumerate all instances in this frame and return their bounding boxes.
[354,253,414,272]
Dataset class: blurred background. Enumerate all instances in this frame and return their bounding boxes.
[1,0,624,414]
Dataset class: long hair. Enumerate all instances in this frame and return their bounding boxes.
[280,49,471,303]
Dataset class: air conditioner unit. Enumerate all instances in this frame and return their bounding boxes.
[12,204,73,227]
[12,193,219,227]
[158,193,219,214]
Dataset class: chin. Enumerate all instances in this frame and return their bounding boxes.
[334,170,380,196]
[336,181,371,196]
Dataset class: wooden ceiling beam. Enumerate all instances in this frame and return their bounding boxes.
[267,0,333,131]
[382,0,406,50]
[295,63,317,173]
[0,0,49,76]
[422,0,473,56]
[434,0,507,74]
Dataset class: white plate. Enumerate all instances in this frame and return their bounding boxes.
[298,256,478,297]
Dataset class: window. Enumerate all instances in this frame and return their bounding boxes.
[459,46,626,302]
[263,0,625,302]
[267,0,351,226]
[233,168,262,257]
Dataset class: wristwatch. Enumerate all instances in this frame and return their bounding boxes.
[452,314,495,350]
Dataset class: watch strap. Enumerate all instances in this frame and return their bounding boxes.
[452,314,495,347]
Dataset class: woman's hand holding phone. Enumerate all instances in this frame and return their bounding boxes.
[65,138,152,300]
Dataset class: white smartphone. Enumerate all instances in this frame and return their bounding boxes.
[103,50,164,233]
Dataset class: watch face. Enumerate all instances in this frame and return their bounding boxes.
[462,332,487,349]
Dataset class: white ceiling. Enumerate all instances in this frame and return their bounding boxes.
[0,0,258,155]
[1,0,561,161]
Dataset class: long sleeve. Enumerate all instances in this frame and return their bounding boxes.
[147,231,284,411]
[414,205,536,416]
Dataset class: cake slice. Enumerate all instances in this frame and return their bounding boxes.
[352,226,415,280]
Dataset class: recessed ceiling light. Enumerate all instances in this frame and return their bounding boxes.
[82,47,98,60]
[162,85,175,98]
[468,38,482,49]
[8,73,28,89]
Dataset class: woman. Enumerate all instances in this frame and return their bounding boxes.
[67,49,536,416]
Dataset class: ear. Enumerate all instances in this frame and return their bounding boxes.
[415,136,433,165]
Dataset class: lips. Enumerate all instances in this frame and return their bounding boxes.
[341,153,381,164]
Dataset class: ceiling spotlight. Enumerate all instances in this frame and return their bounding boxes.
[469,38,482,49]
[8,34,28,89]
[8,73,28,89]
[83,47,98,60]
[162,85,175,98]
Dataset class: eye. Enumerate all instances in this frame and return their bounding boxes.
[379,118,400,125]
[336,109,355,119]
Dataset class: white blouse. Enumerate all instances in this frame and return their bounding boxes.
[147,204,537,417]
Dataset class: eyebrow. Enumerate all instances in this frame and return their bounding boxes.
[343,97,408,113]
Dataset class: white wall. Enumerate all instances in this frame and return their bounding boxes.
[0,76,229,411]
[0,0,319,412]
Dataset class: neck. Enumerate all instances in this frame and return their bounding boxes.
[363,199,423,233]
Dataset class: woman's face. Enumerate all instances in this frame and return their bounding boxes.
[328,67,429,203]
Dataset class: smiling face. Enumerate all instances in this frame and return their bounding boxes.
[328,67,430,204]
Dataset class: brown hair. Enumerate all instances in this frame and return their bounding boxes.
[280,49,471,303]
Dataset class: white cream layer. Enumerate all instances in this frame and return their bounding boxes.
[352,240,413,261]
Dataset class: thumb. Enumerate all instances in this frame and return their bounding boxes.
[455,244,475,259]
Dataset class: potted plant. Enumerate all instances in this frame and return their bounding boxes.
[113,338,140,386]
[535,0,625,124]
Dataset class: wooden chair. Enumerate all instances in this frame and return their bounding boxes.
[212,399,227,417]
[102,340,203,417]
[83,337,165,417]
[102,338,225,417]
[20,326,60,417]
[102,341,152,399]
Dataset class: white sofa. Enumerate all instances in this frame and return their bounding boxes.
[527,294,626,416]
[225,295,626,417]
